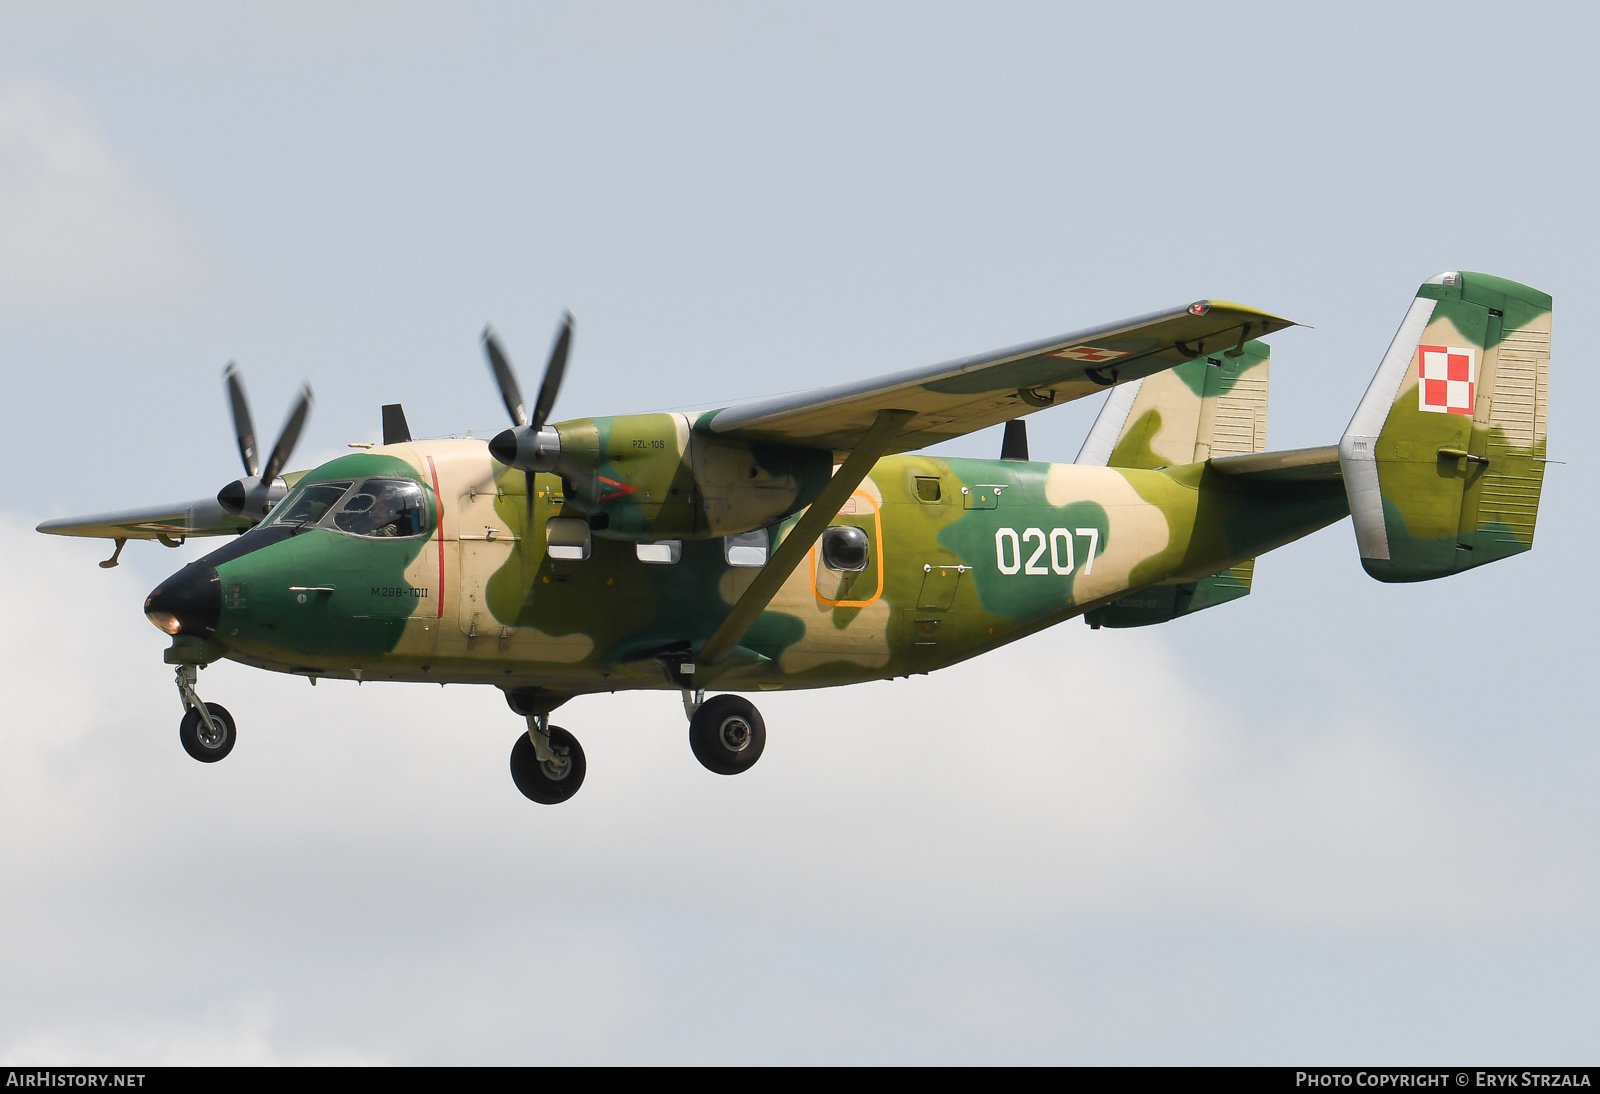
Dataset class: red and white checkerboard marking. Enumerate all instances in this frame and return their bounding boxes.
[1051,345,1130,363]
[1416,345,1475,415]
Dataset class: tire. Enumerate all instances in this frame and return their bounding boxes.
[689,694,766,776]
[179,703,236,763]
[509,725,587,804]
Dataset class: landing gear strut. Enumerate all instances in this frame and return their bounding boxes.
[688,693,766,776]
[509,713,587,804]
[174,664,236,763]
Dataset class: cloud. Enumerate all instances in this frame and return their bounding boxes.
[0,83,210,318]
[2,513,1594,1062]
[0,1001,381,1067]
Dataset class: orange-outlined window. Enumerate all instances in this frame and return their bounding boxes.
[808,490,884,608]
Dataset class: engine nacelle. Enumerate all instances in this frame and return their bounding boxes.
[491,413,831,540]
[216,475,289,522]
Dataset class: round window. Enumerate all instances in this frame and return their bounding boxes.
[820,525,869,572]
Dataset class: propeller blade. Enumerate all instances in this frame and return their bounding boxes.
[223,362,259,478]
[482,327,528,428]
[529,311,573,432]
[261,383,314,484]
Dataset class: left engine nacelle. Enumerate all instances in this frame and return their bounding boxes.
[491,412,832,541]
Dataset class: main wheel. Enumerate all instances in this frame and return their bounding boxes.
[509,726,587,804]
[178,703,236,763]
[689,694,766,775]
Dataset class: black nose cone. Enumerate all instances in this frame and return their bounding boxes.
[145,562,221,638]
[489,428,519,465]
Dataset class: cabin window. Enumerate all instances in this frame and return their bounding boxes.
[333,479,430,538]
[636,541,681,565]
[915,477,941,503]
[724,529,768,568]
[266,481,353,527]
[546,517,591,561]
[820,525,870,571]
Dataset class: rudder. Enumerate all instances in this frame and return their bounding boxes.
[1338,271,1551,582]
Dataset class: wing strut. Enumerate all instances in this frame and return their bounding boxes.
[699,409,913,666]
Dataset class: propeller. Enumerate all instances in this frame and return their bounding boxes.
[224,363,258,478]
[484,313,573,474]
[216,366,315,521]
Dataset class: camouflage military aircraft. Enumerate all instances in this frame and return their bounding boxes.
[38,271,1551,804]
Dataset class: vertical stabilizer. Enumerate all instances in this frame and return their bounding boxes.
[1076,342,1270,468]
[1338,272,1551,582]
[1078,342,1271,627]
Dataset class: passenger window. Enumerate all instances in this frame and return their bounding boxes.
[268,481,352,527]
[820,525,870,571]
[915,477,941,502]
[333,479,430,538]
[724,529,768,568]
[546,517,591,561]
[636,541,682,564]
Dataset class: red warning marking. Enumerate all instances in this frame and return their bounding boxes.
[597,475,637,502]
[426,455,445,618]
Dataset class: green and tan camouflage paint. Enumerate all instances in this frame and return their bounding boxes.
[1339,272,1551,582]
[77,272,1547,706]
[203,438,1348,702]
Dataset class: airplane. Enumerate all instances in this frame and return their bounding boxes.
[37,271,1551,804]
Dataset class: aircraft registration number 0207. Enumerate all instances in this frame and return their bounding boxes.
[994,527,1099,576]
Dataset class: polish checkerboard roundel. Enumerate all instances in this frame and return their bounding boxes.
[1416,345,1475,415]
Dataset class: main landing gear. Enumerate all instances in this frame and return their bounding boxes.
[685,691,767,776]
[174,664,236,763]
[509,712,587,805]
[500,687,770,804]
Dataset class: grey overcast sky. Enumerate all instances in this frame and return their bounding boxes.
[2,1,1597,1064]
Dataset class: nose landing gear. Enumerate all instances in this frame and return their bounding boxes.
[497,687,766,803]
[174,664,236,762]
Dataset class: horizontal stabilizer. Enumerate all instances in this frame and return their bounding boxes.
[1209,445,1342,483]
[1085,561,1255,629]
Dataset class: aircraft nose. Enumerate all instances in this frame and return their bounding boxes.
[145,562,221,638]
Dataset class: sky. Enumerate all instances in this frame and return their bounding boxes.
[1,1,1597,1064]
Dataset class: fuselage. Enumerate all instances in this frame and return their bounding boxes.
[146,438,1348,695]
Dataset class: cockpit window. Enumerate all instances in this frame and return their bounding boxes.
[333,478,430,538]
[266,481,353,527]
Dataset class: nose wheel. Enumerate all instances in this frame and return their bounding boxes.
[179,703,236,762]
[688,694,766,775]
[174,664,236,763]
[509,715,587,804]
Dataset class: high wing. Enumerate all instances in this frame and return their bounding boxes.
[37,498,253,541]
[37,365,313,551]
[702,300,1295,454]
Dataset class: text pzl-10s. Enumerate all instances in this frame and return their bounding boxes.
[40,272,1551,804]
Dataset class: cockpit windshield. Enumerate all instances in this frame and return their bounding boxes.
[265,481,353,528]
[332,478,430,538]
